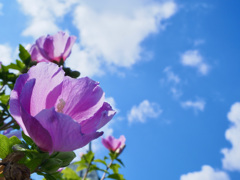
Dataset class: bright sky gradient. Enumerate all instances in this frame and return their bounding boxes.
[0,0,240,179]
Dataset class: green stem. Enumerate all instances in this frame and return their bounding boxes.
[100,159,114,180]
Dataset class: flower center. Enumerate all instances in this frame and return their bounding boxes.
[56,99,66,113]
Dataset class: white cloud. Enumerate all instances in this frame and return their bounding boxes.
[161,67,182,98]
[180,165,230,180]
[221,102,240,171]
[163,66,180,84]
[68,0,177,76]
[0,44,13,65]
[181,99,205,112]
[127,100,162,124]
[17,0,77,38]
[0,3,3,15]
[17,0,177,77]
[181,50,210,75]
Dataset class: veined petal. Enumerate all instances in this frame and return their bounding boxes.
[35,108,103,152]
[80,102,116,134]
[20,106,53,152]
[9,73,29,134]
[56,76,105,122]
[27,62,64,116]
[62,36,77,60]
[29,44,48,62]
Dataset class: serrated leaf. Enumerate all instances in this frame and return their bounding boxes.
[62,167,81,180]
[22,131,34,146]
[94,159,107,166]
[54,151,76,167]
[0,134,10,159]
[19,44,31,66]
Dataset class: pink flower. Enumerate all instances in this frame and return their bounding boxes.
[102,135,126,153]
[9,62,115,153]
[29,31,76,63]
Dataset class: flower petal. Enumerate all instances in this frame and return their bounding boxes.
[20,106,53,152]
[9,73,29,134]
[27,62,64,116]
[62,35,77,60]
[34,108,103,152]
[56,76,105,122]
[29,44,48,62]
[80,102,116,134]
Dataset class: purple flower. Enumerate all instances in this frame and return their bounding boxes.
[102,135,126,153]
[3,128,22,139]
[9,62,115,153]
[29,31,76,63]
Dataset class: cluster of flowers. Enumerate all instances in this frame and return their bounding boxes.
[0,31,126,179]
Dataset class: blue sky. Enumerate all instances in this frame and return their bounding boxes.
[0,0,240,179]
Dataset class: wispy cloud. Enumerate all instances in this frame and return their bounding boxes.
[69,0,177,76]
[181,50,210,75]
[221,102,240,171]
[0,44,13,65]
[17,0,77,38]
[163,66,180,84]
[161,66,182,98]
[127,100,162,124]
[0,3,3,15]
[181,99,205,112]
[180,165,230,180]
[17,0,177,77]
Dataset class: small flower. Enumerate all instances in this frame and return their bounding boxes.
[102,135,126,154]
[3,128,22,139]
[29,31,76,63]
[9,62,115,153]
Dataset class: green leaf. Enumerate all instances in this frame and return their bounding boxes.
[107,173,125,180]
[19,44,31,66]
[94,159,107,166]
[0,134,10,159]
[62,167,81,180]
[54,151,76,167]
[7,63,22,71]
[76,163,88,172]
[41,158,63,174]
[43,173,58,180]
[84,151,94,163]
[116,158,125,167]
[8,136,21,152]
[25,157,43,172]
[110,164,120,174]
[22,131,34,146]
[0,94,9,104]
[109,152,117,160]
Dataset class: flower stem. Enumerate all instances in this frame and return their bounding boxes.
[100,159,114,180]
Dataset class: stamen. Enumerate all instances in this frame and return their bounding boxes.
[57,99,66,113]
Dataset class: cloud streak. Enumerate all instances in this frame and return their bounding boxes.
[181,99,205,112]
[127,100,162,124]
[181,50,210,75]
